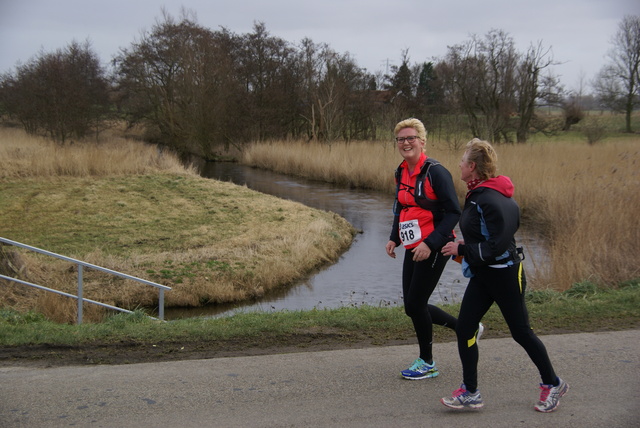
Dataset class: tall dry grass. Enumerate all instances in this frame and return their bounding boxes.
[0,127,191,178]
[488,143,639,289]
[243,140,398,191]
[243,139,640,291]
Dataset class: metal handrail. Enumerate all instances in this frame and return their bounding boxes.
[0,237,171,324]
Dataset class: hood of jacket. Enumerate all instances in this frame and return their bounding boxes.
[476,175,514,198]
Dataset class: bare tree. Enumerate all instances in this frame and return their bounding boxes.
[114,10,243,157]
[514,41,555,142]
[593,15,640,132]
[0,40,111,142]
[440,30,517,142]
[556,71,588,132]
[295,37,324,141]
[560,99,585,131]
[237,22,299,141]
[295,39,370,142]
[437,29,557,143]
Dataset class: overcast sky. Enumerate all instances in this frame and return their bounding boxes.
[2,0,640,91]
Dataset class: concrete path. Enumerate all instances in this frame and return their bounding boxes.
[1,329,639,427]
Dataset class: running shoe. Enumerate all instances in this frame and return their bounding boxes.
[400,358,438,380]
[441,384,484,409]
[534,377,569,413]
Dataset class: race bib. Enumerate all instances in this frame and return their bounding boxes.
[399,219,422,246]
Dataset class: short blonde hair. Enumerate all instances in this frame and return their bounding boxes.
[394,118,427,141]
[465,138,498,180]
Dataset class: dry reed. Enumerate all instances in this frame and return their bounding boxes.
[243,138,640,291]
[0,127,191,178]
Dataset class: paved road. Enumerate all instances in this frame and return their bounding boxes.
[1,329,639,427]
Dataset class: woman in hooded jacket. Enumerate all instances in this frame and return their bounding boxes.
[440,138,569,413]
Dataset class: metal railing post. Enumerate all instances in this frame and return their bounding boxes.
[159,289,165,320]
[77,264,83,325]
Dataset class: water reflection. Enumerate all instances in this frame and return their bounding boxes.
[165,162,542,319]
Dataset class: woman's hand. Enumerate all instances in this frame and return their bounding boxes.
[441,240,463,257]
[385,240,397,259]
[411,242,432,262]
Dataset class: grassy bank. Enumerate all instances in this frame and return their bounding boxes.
[1,279,638,366]
[243,131,640,292]
[1,121,639,326]
[0,128,355,322]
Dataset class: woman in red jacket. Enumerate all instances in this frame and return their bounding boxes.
[385,118,463,380]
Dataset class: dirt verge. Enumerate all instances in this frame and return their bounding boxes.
[0,333,417,368]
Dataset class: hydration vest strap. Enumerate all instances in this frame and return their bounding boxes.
[393,158,441,214]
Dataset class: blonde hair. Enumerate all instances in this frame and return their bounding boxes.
[394,118,427,141]
[465,138,498,180]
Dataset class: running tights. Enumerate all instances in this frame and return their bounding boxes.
[456,263,558,392]
[402,249,457,363]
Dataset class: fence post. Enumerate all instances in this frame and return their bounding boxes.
[77,264,83,325]
[159,289,165,320]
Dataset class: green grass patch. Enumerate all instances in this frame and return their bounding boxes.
[1,281,638,349]
[0,174,242,257]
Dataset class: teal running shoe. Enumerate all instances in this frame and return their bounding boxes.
[400,358,438,380]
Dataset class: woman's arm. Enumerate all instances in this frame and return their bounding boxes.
[424,165,461,250]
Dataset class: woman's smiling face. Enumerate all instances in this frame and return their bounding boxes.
[395,127,424,164]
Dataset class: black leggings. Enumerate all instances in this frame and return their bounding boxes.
[402,249,457,363]
[457,263,557,392]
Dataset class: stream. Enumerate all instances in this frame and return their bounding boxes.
[165,162,544,319]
